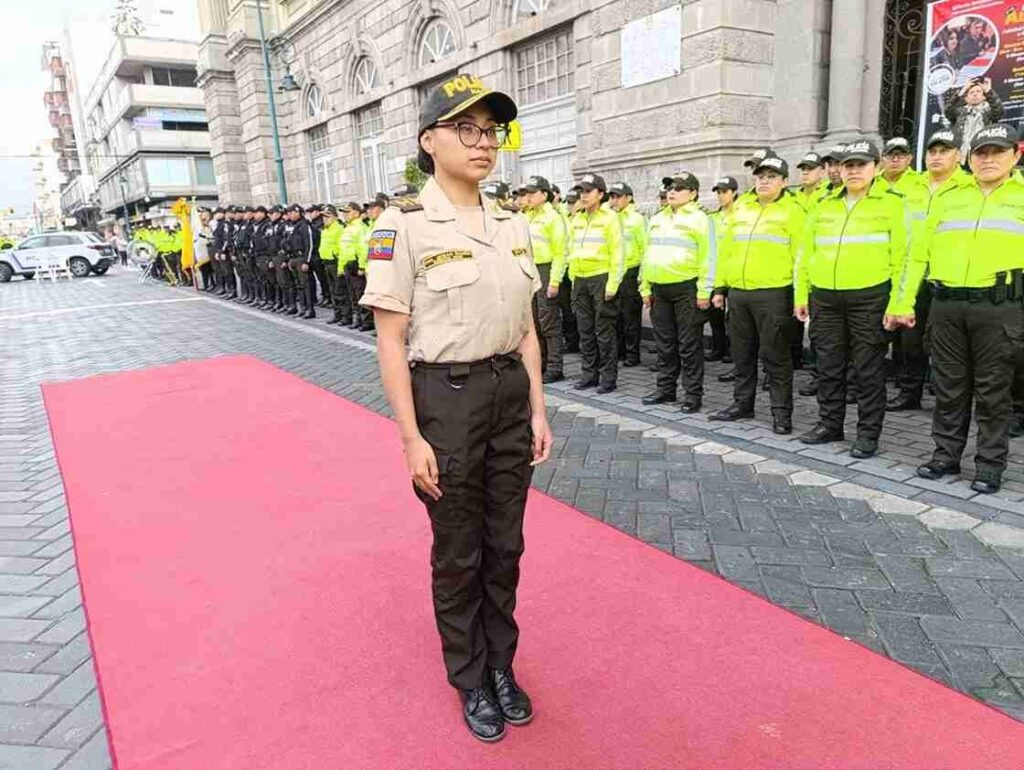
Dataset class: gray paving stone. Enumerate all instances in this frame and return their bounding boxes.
[0,703,67,743]
[39,662,96,708]
[869,613,943,665]
[935,578,1009,622]
[0,619,53,643]
[857,590,955,617]
[812,588,869,634]
[57,729,110,770]
[801,566,891,591]
[0,671,60,703]
[925,557,1017,581]
[0,596,52,618]
[920,618,1024,649]
[34,609,85,645]
[0,744,69,769]
[0,643,57,673]
[38,693,102,749]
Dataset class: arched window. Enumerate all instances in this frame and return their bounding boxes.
[305,84,324,119]
[353,56,380,96]
[512,0,552,18]
[418,18,456,67]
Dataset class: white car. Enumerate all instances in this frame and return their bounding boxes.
[0,231,116,282]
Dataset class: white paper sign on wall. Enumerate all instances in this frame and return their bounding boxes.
[620,5,682,89]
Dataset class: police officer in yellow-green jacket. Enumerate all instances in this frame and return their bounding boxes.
[709,155,806,434]
[338,201,371,330]
[521,175,568,382]
[794,139,909,458]
[640,172,717,413]
[608,181,647,367]
[319,206,344,324]
[888,129,971,411]
[900,124,1024,494]
[568,173,625,393]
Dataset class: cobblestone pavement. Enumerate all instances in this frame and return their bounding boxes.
[1,271,1024,768]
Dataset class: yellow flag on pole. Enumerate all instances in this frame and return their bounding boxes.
[171,198,195,270]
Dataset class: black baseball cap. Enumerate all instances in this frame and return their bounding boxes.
[573,173,607,192]
[608,182,633,197]
[926,129,959,150]
[322,205,338,217]
[797,152,823,169]
[744,147,777,168]
[286,203,304,214]
[483,181,511,199]
[821,144,847,163]
[841,139,881,163]
[213,206,224,214]
[551,184,561,195]
[366,195,388,209]
[309,202,323,212]
[883,137,912,156]
[341,201,364,213]
[970,123,1020,153]
[662,173,700,192]
[754,156,789,176]
[522,175,552,193]
[269,205,282,214]
[565,190,579,204]
[391,183,418,197]
[418,73,517,135]
[711,176,739,192]
[253,205,267,214]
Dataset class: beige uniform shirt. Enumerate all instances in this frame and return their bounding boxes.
[360,177,542,364]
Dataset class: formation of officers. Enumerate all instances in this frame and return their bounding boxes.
[193,122,1023,495]
[197,190,416,331]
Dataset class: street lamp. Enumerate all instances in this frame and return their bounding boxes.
[255,1,290,204]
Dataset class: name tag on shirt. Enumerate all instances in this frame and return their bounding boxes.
[423,250,473,270]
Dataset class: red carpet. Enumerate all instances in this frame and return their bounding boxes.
[43,355,1022,769]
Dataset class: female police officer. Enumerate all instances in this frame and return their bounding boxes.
[360,74,553,743]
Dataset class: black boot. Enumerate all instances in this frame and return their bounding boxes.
[489,667,532,726]
[458,686,506,742]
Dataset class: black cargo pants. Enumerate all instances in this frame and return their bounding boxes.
[411,354,534,690]
[573,273,619,387]
[928,296,1023,477]
[650,279,705,399]
[616,266,643,365]
[894,281,933,401]
[809,282,891,440]
[729,286,794,416]
[533,262,563,376]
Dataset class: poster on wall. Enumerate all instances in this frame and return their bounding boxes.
[917,0,1024,158]
[621,5,682,89]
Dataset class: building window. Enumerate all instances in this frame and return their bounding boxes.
[305,84,325,119]
[144,157,191,186]
[195,157,215,186]
[514,27,574,106]
[150,67,197,87]
[356,104,387,199]
[307,124,333,201]
[512,0,552,18]
[353,57,380,96]
[418,19,456,67]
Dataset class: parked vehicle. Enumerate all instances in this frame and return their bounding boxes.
[0,231,116,282]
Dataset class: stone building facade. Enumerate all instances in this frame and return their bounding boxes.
[195,0,916,207]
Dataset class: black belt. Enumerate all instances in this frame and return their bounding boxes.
[412,353,522,379]
[931,270,1022,304]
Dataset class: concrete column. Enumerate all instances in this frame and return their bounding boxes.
[859,0,886,139]
[825,0,867,139]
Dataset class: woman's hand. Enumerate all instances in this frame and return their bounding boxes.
[530,413,553,466]
[794,305,809,323]
[712,294,725,309]
[405,436,442,501]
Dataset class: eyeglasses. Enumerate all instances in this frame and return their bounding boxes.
[668,184,691,192]
[434,121,510,148]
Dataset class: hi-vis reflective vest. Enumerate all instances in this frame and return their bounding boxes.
[526,202,567,288]
[618,203,648,270]
[319,220,342,261]
[900,167,971,244]
[639,202,717,300]
[567,206,626,295]
[795,179,909,313]
[338,217,369,273]
[719,191,806,291]
[792,182,828,213]
[901,173,1024,302]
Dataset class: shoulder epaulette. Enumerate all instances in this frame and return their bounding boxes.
[391,196,423,213]
[500,203,520,213]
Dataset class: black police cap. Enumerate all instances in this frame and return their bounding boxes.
[418,74,518,135]
[971,123,1020,153]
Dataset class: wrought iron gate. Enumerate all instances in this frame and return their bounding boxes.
[878,0,926,141]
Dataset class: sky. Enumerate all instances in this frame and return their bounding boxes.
[0,0,199,219]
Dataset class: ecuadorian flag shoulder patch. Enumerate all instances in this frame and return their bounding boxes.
[368,230,397,261]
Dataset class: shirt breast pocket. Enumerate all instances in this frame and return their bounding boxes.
[425,261,481,324]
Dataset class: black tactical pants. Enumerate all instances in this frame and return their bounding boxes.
[311,254,331,304]
[559,277,579,353]
[411,355,534,690]
[199,260,214,290]
[573,273,619,387]
[289,258,312,311]
[222,256,237,295]
[894,281,933,401]
[809,282,890,440]
[321,259,338,314]
[343,261,372,328]
[334,262,354,321]
[533,263,563,376]
[650,279,705,399]
[928,297,1024,477]
[616,266,643,365]
[729,287,793,416]
[276,257,295,308]
[707,304,728,357]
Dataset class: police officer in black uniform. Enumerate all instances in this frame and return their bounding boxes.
[285,204,315,318]
[361,73,552,744]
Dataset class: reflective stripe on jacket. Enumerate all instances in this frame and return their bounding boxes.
[640,202,717,299]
